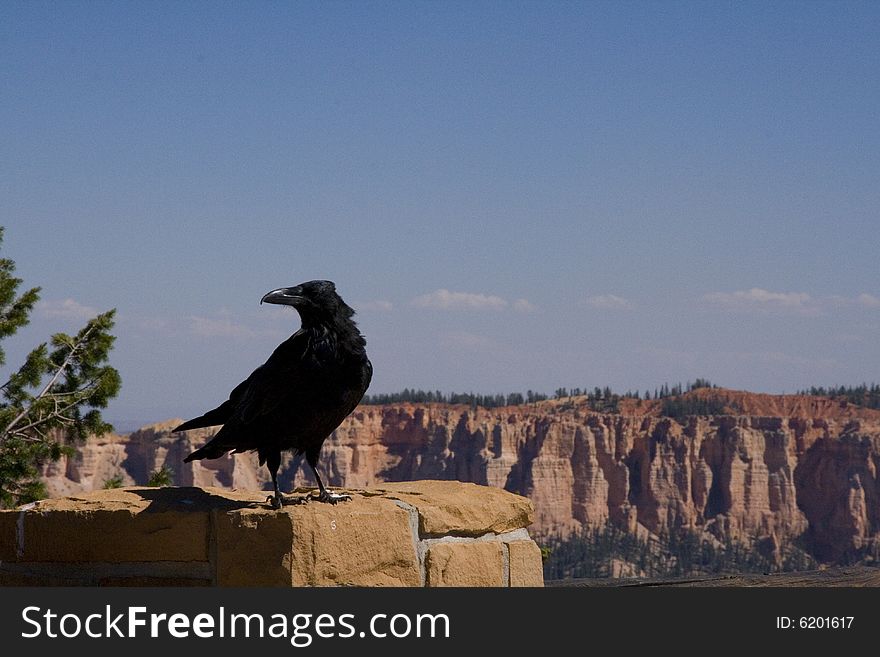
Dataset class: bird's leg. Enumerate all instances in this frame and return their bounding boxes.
[270,480,283,509]
[263,452,312,507]
[307,452,351,504]
[265,452,284,509]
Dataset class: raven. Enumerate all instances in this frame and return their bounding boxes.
[174,280,372,508]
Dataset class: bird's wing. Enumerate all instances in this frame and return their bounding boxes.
[231,365,293,425]
[226,329,311,426]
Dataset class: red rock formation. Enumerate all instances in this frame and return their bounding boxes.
[41,390,880,563]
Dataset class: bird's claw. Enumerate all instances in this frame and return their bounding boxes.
[265,490,350,508]
[314,490,352,504]
[266,493,312,509]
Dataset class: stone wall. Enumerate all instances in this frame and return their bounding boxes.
[0,480,543,587]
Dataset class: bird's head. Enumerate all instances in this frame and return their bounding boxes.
[260,280,354,325]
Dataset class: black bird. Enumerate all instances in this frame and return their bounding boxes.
[174,280,372,508]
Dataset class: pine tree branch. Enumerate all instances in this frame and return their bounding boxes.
[6,388,94,439]
[0,324,95,441]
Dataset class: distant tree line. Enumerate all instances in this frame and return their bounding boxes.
[661,395,730,418]
[362,380,880,416]
[648,378,717,400]
[360,389,543,408]
[361,379,719,411]
[541,522,818,581]
[797,384,880,411]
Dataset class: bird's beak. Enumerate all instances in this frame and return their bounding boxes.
[261,286,305,307]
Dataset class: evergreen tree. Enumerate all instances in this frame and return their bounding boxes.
[102,474,124,489]
[147,465,173,487]
[0,228,120,508]
[798,383,880,410]
[506,392,524,406]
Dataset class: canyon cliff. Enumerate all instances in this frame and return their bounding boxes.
[40,389,880,564]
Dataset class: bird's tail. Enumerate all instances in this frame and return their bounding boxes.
[183,440,230,463]
[173,418,203,433]
[173,409,226,433]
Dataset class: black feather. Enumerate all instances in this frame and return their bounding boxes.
[174,280,372,505]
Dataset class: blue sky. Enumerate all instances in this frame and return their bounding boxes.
[2,1,878,430]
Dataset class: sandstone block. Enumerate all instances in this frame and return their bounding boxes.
[20,488,211,563]
[425,541,505,587]
[290,496,420,586]
[2,483,537,586]
[213,509,295,586]
[376,480,534,537]
[508,540,544,587]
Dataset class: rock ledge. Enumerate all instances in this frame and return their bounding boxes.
[0,480,543,587]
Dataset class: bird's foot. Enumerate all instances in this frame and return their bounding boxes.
[265,493,312,509]
[265,490,350,507]
[313,489,352,504]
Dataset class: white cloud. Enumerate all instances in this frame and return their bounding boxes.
[412,289,507,311]
[585,294,634,310]
[706,288,811,307]
[439,331,494,350]
[705,290,880,314]
[703,288,815,313]
[512,298,536,313]
[37,298,99,321]
[857,293,880,308]
[357,300,394,312]
[188,316,282,339]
